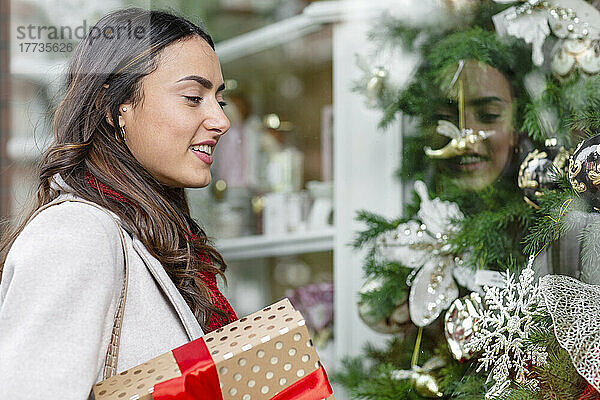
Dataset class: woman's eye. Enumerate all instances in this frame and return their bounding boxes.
[434,113,457,123]
[218,101,228,109]
[434,109,457,120]
[476,112,500,123]
[184,96,202,104]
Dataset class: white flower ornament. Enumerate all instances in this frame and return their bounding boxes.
[376,180,465,326]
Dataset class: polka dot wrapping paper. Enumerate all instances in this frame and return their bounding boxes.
[92,298,334,400]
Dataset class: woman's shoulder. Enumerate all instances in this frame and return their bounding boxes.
[25,198,122,237]
[5,198,126,277]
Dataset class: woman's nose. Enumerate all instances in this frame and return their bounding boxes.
[465,110,481,131]
[204,105,231,135]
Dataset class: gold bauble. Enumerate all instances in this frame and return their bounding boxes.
[411,371,444,398]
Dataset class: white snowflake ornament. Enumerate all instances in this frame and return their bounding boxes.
[468,256,547,399]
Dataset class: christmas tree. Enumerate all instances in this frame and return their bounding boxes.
[335,1,600,398]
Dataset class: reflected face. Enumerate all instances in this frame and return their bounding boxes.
[117,36,230,188]
[434,60,515,190]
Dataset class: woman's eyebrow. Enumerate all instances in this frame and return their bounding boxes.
[175,76,226,92]
[468,96,505,106]
[176,75,213,89]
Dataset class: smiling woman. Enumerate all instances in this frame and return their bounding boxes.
[115,37,230,188]
[0,8,236,400]
[432,59,516,190]
[391,26,532,193]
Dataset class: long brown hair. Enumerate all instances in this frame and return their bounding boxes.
[0,8,228,331]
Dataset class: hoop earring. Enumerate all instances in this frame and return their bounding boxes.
[116,126,127,143]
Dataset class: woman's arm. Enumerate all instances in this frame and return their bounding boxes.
[0,201,125,400]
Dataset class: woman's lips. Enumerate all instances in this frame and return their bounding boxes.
[444,154,490,172]
[458,160,488,172]
[190,148,213,165]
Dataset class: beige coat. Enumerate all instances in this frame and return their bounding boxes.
[0,175,205,399]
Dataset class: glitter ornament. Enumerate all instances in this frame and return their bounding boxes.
[468,257,548,399]
[518,139,569,207]
[444,292,484,361]
[375,180,464,327]
[569,134,600,209]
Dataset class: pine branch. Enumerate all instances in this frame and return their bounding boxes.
[353,211,402,249]
[567,110,600,132]
[579,217,600,283]
[358,266,411,320]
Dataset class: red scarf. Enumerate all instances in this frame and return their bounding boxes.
[84,171,237,332]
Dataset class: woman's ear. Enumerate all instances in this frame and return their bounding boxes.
[105,103,129,129]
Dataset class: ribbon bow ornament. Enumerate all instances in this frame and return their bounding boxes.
[539,274,600,393]
[376,180,466,327]
[425,120,495,160]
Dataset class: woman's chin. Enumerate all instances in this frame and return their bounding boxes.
[164,174,211,189]
[454,168,499,190]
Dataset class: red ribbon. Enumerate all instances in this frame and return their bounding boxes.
[579,383,600,400]
[270,367,332,400]
[153,338,333,400]
[154,338,222,400]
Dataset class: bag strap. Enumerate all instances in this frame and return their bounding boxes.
[26,197,129,380]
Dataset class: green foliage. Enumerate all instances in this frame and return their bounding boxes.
[391,27,532,129]
[351,173,536,319]
[436,177,536,270]
[397,134,432,182]
[353,211,403,249]
[535,344,589,400]
[358,263,411,321]
[333,333,435,400]
[333,331,490,400]
[567,110,600,135]
[522,190,583,256]
[340,1,600,399]
[334,360,419,400]
[520,72,600,145]
[580,218,600,283]
[451,195,534,270]
[498,385,539,400]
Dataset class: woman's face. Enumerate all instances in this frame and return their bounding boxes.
[117,36,230,188]
[435,60,515,190]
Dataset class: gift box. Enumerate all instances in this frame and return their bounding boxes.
[93,298,334,400]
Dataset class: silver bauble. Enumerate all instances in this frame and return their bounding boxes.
[358,276,410,334]
[444,292,484,361]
